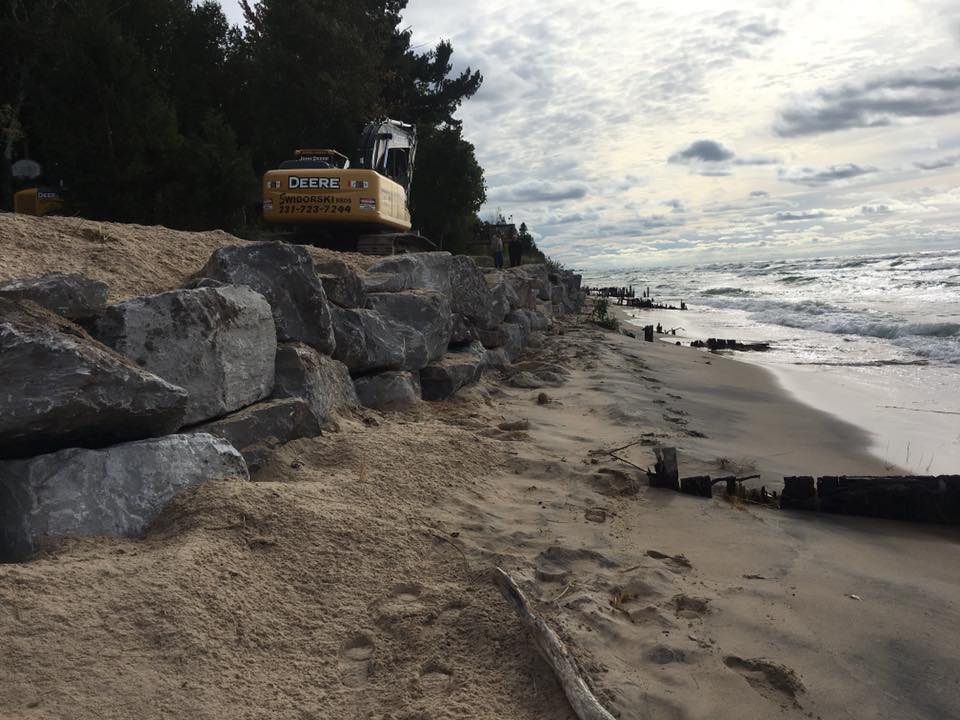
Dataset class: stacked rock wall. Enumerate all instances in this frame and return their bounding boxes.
[0,244,582,560]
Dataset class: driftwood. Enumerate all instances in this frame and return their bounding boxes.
[493,568,616,720]
[691,338,770,352]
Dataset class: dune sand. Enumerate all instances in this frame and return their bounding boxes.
[2,222,958,718]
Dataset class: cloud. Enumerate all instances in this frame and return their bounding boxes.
[775,66,960,136]
[662,198,686,213]
[749,190,770,198]
[775,210,829,222]
[778,163,879,186]
[862,204,892,215]
[733,155,780,166]
[669,139,734,164]
[668,139,779,176]
[914,154,960,170]
[488,180,588,203]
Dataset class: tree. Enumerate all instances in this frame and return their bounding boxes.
[410,123,485,251]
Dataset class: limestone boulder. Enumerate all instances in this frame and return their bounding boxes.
[501,322,527,361]
[93,285,276,425]
[272,342,359,422]
[361,272,405,294]
[367,252,453,297]
[354,371,421,410]
[0,273,108,323]
[330,306,429,373]
[450,313,480,345]
[364,290,452,362]
[314,258,365,308]
[188,398,320,471]
[420,342,487,401]
[0,298,188,459]
[484,347,512,368]
[484,271,522,321]
[193,242,335,353]
[450,255,498,329]
[0,433,247,561]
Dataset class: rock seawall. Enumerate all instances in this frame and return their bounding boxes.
[0,249,583,560]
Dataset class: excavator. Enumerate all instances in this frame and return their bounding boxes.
[261,119,434,254]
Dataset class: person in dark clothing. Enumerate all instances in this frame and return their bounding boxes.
[508,236,522,267]
[491,231,504,269]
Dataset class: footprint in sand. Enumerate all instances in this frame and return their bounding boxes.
[338,634,375,687]
[647,550,693,575]
[723,656,805,708]
[437,599,467,623]
[373,583,428,625]
[671,593,710,619]
[419,660,454,694]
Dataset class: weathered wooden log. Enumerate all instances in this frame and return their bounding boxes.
[649,446,679,490]
[680,475,713,498]
[493,568,616,720]
[815,475,960,523]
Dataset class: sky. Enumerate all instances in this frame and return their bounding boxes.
[220,1,960,269]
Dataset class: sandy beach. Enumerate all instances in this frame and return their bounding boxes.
[3,283,957,719]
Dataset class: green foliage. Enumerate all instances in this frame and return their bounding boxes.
[411,124,485,251]
[2,0,485,236]
[591,297,620,332]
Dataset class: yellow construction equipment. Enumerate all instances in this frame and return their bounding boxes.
[261,119,433,254]
[13,187,64,216]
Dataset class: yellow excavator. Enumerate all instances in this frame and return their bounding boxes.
[261,119,434,254]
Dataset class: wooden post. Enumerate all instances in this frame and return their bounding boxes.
[650,447,679,490]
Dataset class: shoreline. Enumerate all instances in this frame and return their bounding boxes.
[607,301,901,482]
[611,296,960,476]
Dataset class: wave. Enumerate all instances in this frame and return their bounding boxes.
[700,287,752,297]
[777,275,816,284]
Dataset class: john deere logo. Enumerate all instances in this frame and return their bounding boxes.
[288,177,340,190]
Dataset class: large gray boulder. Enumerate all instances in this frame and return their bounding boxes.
[354,371,421,410]
[361,272,405,294]
[0,273,108,322]
[193,242,335,353]
[367,253,453,297]
[420,342,487,401]
[0,298,188,459]
[450,256,498,329]
[0,433,247,561]
[484,271,515,323]
[93,285,276,425]
[450,313,480,345]
[314,259,364,308]
[188,398,320,472]
[330,306,429,373]
[364,290,452,362]
[273,343,359,422]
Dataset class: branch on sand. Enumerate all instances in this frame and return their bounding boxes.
[493,568,617,720]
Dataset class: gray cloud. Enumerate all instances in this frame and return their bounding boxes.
[669,139,734,163]
[775,66,960,136]
[775,210,828,222]
[779,163,879,186]
[750,190,770,197]
[489,180,588,203]
[662,198,686,213]
[914,154,960,170]
[862,204,892,215]
[733,155,780,166]
[668,139,779,175]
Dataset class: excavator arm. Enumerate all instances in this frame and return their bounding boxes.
[356,119,417,198]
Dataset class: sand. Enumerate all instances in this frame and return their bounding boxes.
[0,213,374,302]
[2,217,959,719]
